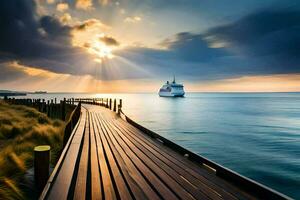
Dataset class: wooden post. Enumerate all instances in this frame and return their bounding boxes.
[109,98,112,110]
[47,100,50,117]
[118,99,122,114]
[50,100,53,118]
[42,99,46,113]
[38,99,41,112]
[61,98,66,121]
[113,99,117,112]
[34,145,50,192]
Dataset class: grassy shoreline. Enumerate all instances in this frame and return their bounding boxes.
[0,100,65,199]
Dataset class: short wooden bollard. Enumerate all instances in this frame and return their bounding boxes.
[34,145,50,192]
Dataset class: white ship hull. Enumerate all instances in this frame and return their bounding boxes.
[159,91,185,97]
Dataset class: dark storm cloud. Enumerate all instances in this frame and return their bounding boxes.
[40,16,71,41]
[0,0,97,76]
[0,0,39,57]
[160,32,227,62]
[116,7,300,80]
[206,8,300,72]
[99,36,120,46]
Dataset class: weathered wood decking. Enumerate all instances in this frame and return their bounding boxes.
[40,103,290,200]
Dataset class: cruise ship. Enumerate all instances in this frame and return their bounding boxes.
[159,76,185,97]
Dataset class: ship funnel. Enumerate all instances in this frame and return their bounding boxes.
[172,75,176,83]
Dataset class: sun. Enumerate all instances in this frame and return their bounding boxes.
[87,41,114,63]
[71,28,117,63]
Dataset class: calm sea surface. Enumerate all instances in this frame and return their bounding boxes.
[19,92,300,199]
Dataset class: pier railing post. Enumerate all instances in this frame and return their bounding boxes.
[34,145,50,192]
[113,99,117,112]
[50,99,53,118]
[38,99,41,112]
[47,100,50,117]
[42,99,46,113]
[61,98,66,121]
[118,99,122,115]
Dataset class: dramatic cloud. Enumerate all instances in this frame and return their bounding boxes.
[116,8,300,80]
[160,32,227,62]
[75,0,93,10]
[40,15,71,41]
[56,3,69,12]
[60,13,72,24]
[73,19,109,31]
[99,36,120,46]
[0,0,96,76]
[206,8,300,73]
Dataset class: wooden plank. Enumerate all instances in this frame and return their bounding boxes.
[73,111,90,199]
[95,113,179,200]
[89,112,102,200]
[94,113,133,200]
[96,113,161,200]
[46,109,87,200]
[102,116,211,200]
[97,113,195,200]
[93,113,118,200]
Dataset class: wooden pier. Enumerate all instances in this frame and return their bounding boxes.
[39,99,290,200]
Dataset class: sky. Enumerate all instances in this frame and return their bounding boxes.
[0,0,300,92]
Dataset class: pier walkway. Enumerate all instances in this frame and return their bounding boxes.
[40,103,290,200]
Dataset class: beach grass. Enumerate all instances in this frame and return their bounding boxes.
[0,100,65,199]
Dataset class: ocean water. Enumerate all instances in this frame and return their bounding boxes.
[18,92,300,198]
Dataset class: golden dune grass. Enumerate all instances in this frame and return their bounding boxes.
[0,100,65,199]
